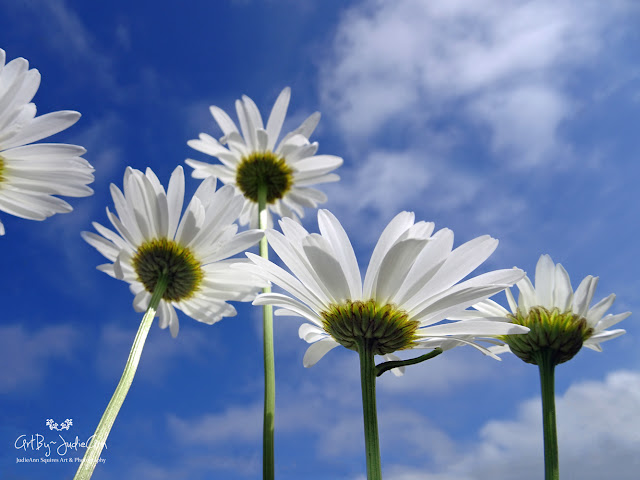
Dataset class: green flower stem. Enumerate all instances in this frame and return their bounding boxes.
[356,339,383,480]
[73,274,168,480]
[258,184,276,480]
[537,350,559,480]
[375,348,443,377]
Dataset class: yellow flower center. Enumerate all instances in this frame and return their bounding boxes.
[321,300,419,355]
[503,306,594,365]
[235,151,293,203]
[132,238,204,302]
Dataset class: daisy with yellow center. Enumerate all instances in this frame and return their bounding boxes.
[452,254,631,480]
[0,48,94,235]
[83,166,264,337]
[76,166,264,480]
[238,209,529,480]
[185,87,343,228]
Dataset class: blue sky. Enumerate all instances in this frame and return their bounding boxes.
[1,1,639,479]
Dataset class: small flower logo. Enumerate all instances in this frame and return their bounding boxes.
[45,418,73,431]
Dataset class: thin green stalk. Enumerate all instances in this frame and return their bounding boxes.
[375,348,443,377]
[73,275,168,480]
[258,184,275,480]
[537,350,559,480]
[356,339,382,480]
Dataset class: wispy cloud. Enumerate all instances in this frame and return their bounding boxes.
[320,0,638,166]
[0,323,78,393]
[448,369,640,479]
[353,369,640,480]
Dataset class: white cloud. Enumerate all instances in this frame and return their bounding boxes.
[162,353,640,478]
[168,403,263,446]
[0,324,78,393]
[324,149,432,231]
[321,143,528,254]
[320,0,636,166]
[468,84,573,167]
[120,454,260,479]
[317,0,640,269]
[384,369,640,480]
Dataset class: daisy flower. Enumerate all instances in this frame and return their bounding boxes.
[452,254,631,364]
[453,255,631,480]
[186,87,342,227]
[237,209,528,480]
[0,48,93,235]
[82,166,265,337]
[239,209,529,368]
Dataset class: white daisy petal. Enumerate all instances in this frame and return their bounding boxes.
[302,338,340,367]
[166,165,185,238]
[420,235,499,299]
[395,228,454,307]
[235,98,255,150]
[167,305,180,338]
[552,263,573,312]
[256,129,269,152]
[0,110,80,150]
[585,293,616,326]
[209,105,239,138]
[242,94,265,132]
[416,320,528,337]
[373,238,429,304]
[363,211,415,298]
[264,228,333,307]
[317,209,362,299]
[290,111,321,139]
[298,323,328,343]
[255,293,322,326]
[535,254,556,309]
[573,275,598,318]
[244,252,326,312]
[294,173,340,187]
[583,329,626,348]
[594,311,631,331]
[505,287,518,313]
[301,243,350,305]
[516,276,537,314]
[294,155,344,178]
[266,87,290,149]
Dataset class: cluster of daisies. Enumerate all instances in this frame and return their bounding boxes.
[3,46,631,480]
[1,47,629,366]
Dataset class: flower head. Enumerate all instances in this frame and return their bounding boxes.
[186,87,342,228]
[238,210,528,369]
[0,49,94,235]
[453,254,631,365]
[82,166,265,337]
